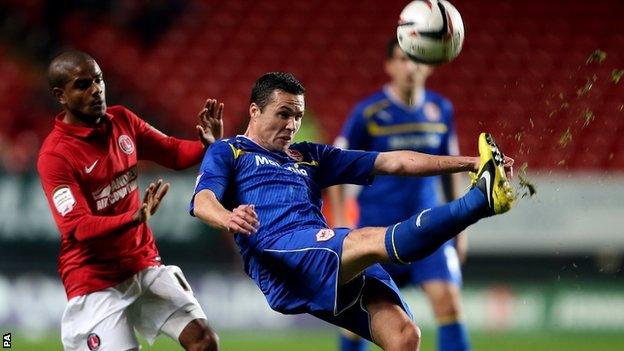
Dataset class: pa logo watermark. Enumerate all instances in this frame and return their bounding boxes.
[2,332,10,348]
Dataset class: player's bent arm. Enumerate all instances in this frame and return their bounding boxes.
[373,151,479,177]
[38,152,142,242]
[193,189,259,236]
[193,189,232,231]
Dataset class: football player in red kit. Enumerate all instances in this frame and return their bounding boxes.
[38,51,222,351]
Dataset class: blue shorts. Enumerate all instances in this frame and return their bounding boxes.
[249,227,412,341]
[382,241,462,288]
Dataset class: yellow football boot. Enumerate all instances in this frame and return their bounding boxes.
[470,133,515,215]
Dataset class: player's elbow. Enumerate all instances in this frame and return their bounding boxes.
[375,153,405,175]
[381,160,406,175]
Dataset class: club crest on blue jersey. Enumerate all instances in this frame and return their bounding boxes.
[423,102,442,122]
[286,148,304,161]
[316,229,335,241]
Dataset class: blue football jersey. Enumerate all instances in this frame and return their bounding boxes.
[338,86,458,226]
[190,135,378,266]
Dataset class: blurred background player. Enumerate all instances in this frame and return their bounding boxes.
[38,51,223,351]
[330,37,470,351]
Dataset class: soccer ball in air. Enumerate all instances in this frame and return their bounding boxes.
[397,0,464,64]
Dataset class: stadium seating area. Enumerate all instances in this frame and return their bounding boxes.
[0,0,623,172]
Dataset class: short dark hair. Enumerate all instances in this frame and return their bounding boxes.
[386,37,400,59]
[250,72,305,111]
[47,50,96,89]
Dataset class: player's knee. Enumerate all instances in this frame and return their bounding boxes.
[397,321,421,351]
[430,290,461,320]
[187,329,219,351]
[434,301,460,320]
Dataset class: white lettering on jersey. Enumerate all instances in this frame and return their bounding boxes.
[284,165,308,176]
[254,155,309,176]
[255,155,280,167]
[388,134,442,150]
[52,186,76,216]
[92,167,139,210]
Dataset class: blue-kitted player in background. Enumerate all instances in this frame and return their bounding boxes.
[190,72,515,351]
[330,37,471,351]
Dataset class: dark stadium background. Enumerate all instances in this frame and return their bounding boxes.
[0,0,622,349]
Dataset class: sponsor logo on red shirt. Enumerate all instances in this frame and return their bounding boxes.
[92,167,138,211]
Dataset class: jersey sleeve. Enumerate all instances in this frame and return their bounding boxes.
[189,140,235,215]
[125,107,205,170]
[37,152,137,241]
[310,142,378,188]
[335,104,369,150]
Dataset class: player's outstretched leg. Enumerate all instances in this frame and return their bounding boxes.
[366,292,421,351]
[341,132,516,284]
[385,132,515,265]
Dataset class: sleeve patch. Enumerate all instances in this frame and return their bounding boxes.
[52,186,76,217]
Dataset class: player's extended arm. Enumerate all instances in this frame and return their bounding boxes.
[135,99,224,170]
[373,151,479,176]
[193,189,259,236]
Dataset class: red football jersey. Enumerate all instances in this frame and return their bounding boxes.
[38,105,205,299]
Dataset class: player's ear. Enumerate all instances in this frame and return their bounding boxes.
[52,87,66,104]
[249,103,260,120]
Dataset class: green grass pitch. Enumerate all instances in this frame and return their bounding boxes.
[10,329,624,351]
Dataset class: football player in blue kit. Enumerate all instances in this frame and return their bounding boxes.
[331,37,471,351]
[190,72,515,351]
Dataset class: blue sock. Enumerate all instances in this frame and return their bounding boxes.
[385,188,487,264]
[438,322,470,351]
[339,333,369,351]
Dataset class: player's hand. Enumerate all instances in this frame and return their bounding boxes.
[133,179,170,223]
[224,204,259,236]
[197,98,224,147]
[503,155,514,179]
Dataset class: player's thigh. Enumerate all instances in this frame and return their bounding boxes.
[62,297,139,351]
[340,226,388,284]
[129,265,207,344]
[365,293,420,350]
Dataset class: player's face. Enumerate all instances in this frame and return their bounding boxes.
[385,46,433,91]
[250,90,304,151]
[54,60,107,122]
